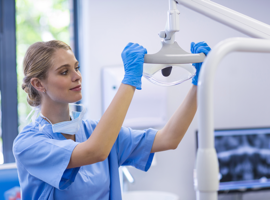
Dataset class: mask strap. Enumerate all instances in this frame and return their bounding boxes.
[40,113,54,125]
[26,107,41,123]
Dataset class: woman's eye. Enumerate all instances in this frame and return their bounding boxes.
[75,66,80,71]
[61,70,68,75]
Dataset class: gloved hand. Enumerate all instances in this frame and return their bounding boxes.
[190,41,211,85]
[121,42,147,90]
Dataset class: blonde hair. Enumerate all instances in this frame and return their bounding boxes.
[22,40,72,107]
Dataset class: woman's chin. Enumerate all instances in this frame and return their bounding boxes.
[69,94,82,103]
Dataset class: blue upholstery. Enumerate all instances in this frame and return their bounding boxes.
[0,165,20,200]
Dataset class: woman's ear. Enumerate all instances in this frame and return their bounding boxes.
[30,78,46,93]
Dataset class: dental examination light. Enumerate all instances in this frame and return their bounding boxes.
[143,0,206,86]
[167,1,270,200]
[143,0,270,87]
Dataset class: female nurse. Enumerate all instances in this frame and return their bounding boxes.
[13,40,210,200]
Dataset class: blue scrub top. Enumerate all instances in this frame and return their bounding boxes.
[13,116,157,200]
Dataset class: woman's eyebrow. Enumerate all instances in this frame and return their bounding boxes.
[55,61,79,71]
[56,64,70,71]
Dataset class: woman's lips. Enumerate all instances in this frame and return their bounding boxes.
[70,85,81,91]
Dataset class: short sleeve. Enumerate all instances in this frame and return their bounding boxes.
[13,130,80,190]
[116,127,157,171]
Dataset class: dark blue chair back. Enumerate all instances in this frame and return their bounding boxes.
[0,163,20,200]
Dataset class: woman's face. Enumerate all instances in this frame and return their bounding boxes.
[42,48,82,104]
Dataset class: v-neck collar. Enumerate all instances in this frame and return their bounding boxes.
[36,115,79,142]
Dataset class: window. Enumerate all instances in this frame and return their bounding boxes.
[16,0,71,132]
[0,0,79,164]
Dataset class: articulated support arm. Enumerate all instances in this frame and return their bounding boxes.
[195,38,270,200]
[176,0,270,39]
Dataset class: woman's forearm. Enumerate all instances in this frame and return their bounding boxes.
[151,85,197,153]
[90,83,135,156]
[68,83,135,168]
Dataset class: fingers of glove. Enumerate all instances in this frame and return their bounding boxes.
[197,46,211,56]
[122,49,147,67]
[130,45,147,55]
[122,43,137,58]
[191,42,204,54]
[193,41,208,49]
[122,43,144,54]
[128,46,147,57]
[190,41,209,54]
[123,51,147,67]
[122,43,147,59]
[191,42,205,53]
[122,42,135,52]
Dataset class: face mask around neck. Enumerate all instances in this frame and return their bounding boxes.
[39,103,87,135]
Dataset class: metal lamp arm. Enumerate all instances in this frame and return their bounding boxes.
[160,0,180,44]
[175,0,270,39]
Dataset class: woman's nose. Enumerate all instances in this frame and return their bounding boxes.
[72,70,82,82]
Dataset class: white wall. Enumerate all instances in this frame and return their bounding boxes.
[79,0,270,199]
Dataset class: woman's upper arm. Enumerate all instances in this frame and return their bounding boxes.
[67,141,105,169]
[67,119,105,169]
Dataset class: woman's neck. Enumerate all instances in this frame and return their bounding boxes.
[39,99,76,141]
[40,100,70,124]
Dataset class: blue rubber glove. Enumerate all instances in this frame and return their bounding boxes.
[190,41,211,85]
[121,42,147,90]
